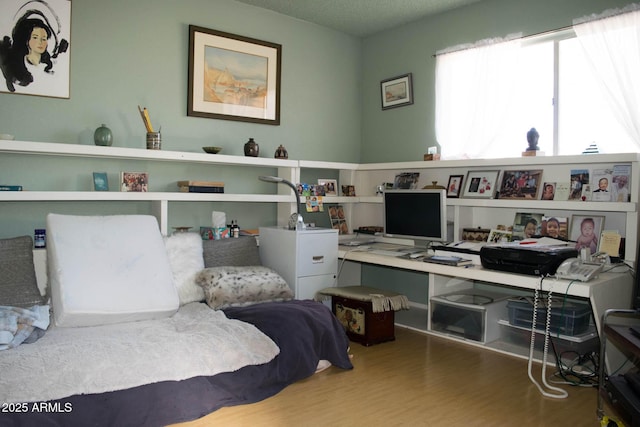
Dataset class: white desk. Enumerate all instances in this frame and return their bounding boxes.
[338,243,633,367]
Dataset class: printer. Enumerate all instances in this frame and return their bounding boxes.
[480,244,578,276]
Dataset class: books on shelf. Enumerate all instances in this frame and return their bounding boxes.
[177,180,225,193]
[177,180,224,187]
[179,185,224,193]
[0,185,23,191]
[423,255,473,266]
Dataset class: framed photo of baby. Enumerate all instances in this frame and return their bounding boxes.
[570,215,605,254]
[0,0,71,98]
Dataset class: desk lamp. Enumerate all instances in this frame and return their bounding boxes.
[258,176,306,230]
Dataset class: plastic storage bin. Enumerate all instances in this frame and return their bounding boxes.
[507,296,592,336]
[430,289,512,344]
[499,320,599,357]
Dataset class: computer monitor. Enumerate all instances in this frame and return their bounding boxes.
[383,189,447,245]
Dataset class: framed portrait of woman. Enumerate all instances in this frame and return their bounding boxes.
[0,0,71,98]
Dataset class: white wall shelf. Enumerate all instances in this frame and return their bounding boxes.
[0,140,298,235]
[2,141,638,262]
[300,153,640,263]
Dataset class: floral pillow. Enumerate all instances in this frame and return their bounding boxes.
[195,266,293,310]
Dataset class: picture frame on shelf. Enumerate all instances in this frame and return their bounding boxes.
[512,212,543,240]
[394,172,420,189]
[553,182,571,201]
[120,172,148,192]
[569,169,590,200]
[540,182,555,200]
[497,169,543,200]
[488,228,513,243]
[591,168,613,202]
[612,164,631,202]
[446,175,464,198]
[317,179,337,196]
[187,25,281,125]
[570,215,605,253]
[541,216,568,239]
[461,227,491,242]
[93,172,109,191]
[0,0,71,99]
[341,185,356,196]
[462,170,499,199]
[381,73,413,110]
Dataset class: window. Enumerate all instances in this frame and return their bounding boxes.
[436,8,640,159]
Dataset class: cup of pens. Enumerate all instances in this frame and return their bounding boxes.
[146,132,161,150]
[138,105,161,150]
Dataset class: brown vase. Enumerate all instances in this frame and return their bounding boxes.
[274,144,288,159]
[244,138,259,157]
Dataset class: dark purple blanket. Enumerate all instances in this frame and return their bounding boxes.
[2,300,352,427]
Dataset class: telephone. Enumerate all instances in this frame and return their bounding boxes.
[555,257,603,281]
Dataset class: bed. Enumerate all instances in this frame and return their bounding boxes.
[0,215,353,426]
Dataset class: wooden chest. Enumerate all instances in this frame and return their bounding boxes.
[331,295,395,346]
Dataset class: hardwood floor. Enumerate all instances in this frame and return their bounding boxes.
[173,326,615,427]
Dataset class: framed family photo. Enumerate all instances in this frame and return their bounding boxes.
[462,170,499,199]
[447,175,464,198]
[317,179,337,196]
[0,0,71,98]
[188,25,281,125]
[120,172,148,192]
[381,73,413,110]
[497,169,543,200]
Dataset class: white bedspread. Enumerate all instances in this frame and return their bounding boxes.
[0,302,279,403]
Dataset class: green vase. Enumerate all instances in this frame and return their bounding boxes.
[94,124,113,146]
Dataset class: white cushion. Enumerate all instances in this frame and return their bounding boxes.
[47,214,179,327]
[164,232,205,305]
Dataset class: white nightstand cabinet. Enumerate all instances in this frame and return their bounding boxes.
[259,227,338,300]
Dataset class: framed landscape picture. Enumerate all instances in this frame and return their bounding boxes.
[497,169,543,200]
[188,25,281,125]
[381,73,413,110]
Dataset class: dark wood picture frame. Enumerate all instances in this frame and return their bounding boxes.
[447,175,464,198]
[381,73,413,110]
[497,169,543,200]
[188,25,281,125]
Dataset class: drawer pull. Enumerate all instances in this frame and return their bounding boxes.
[312,255,325,263]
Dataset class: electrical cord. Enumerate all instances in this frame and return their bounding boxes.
[334,246,372,286]
[527,277,569,399]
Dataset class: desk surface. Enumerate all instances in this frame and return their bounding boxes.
[339,243,631,299]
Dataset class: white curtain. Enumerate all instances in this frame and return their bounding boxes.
[573,4,640,151]
[435,36,521,159]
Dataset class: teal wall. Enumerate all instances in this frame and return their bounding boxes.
[0,0,362,159]
[0,0,630,238]
[360,0,631,163]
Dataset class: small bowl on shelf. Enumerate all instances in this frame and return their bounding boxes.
[202,146,222,154]
[0,134,15,140]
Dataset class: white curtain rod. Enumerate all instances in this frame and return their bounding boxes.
[432,25,571,57]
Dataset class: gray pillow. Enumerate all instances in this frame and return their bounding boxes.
[0,236,45,307]
[202,237,261,267]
